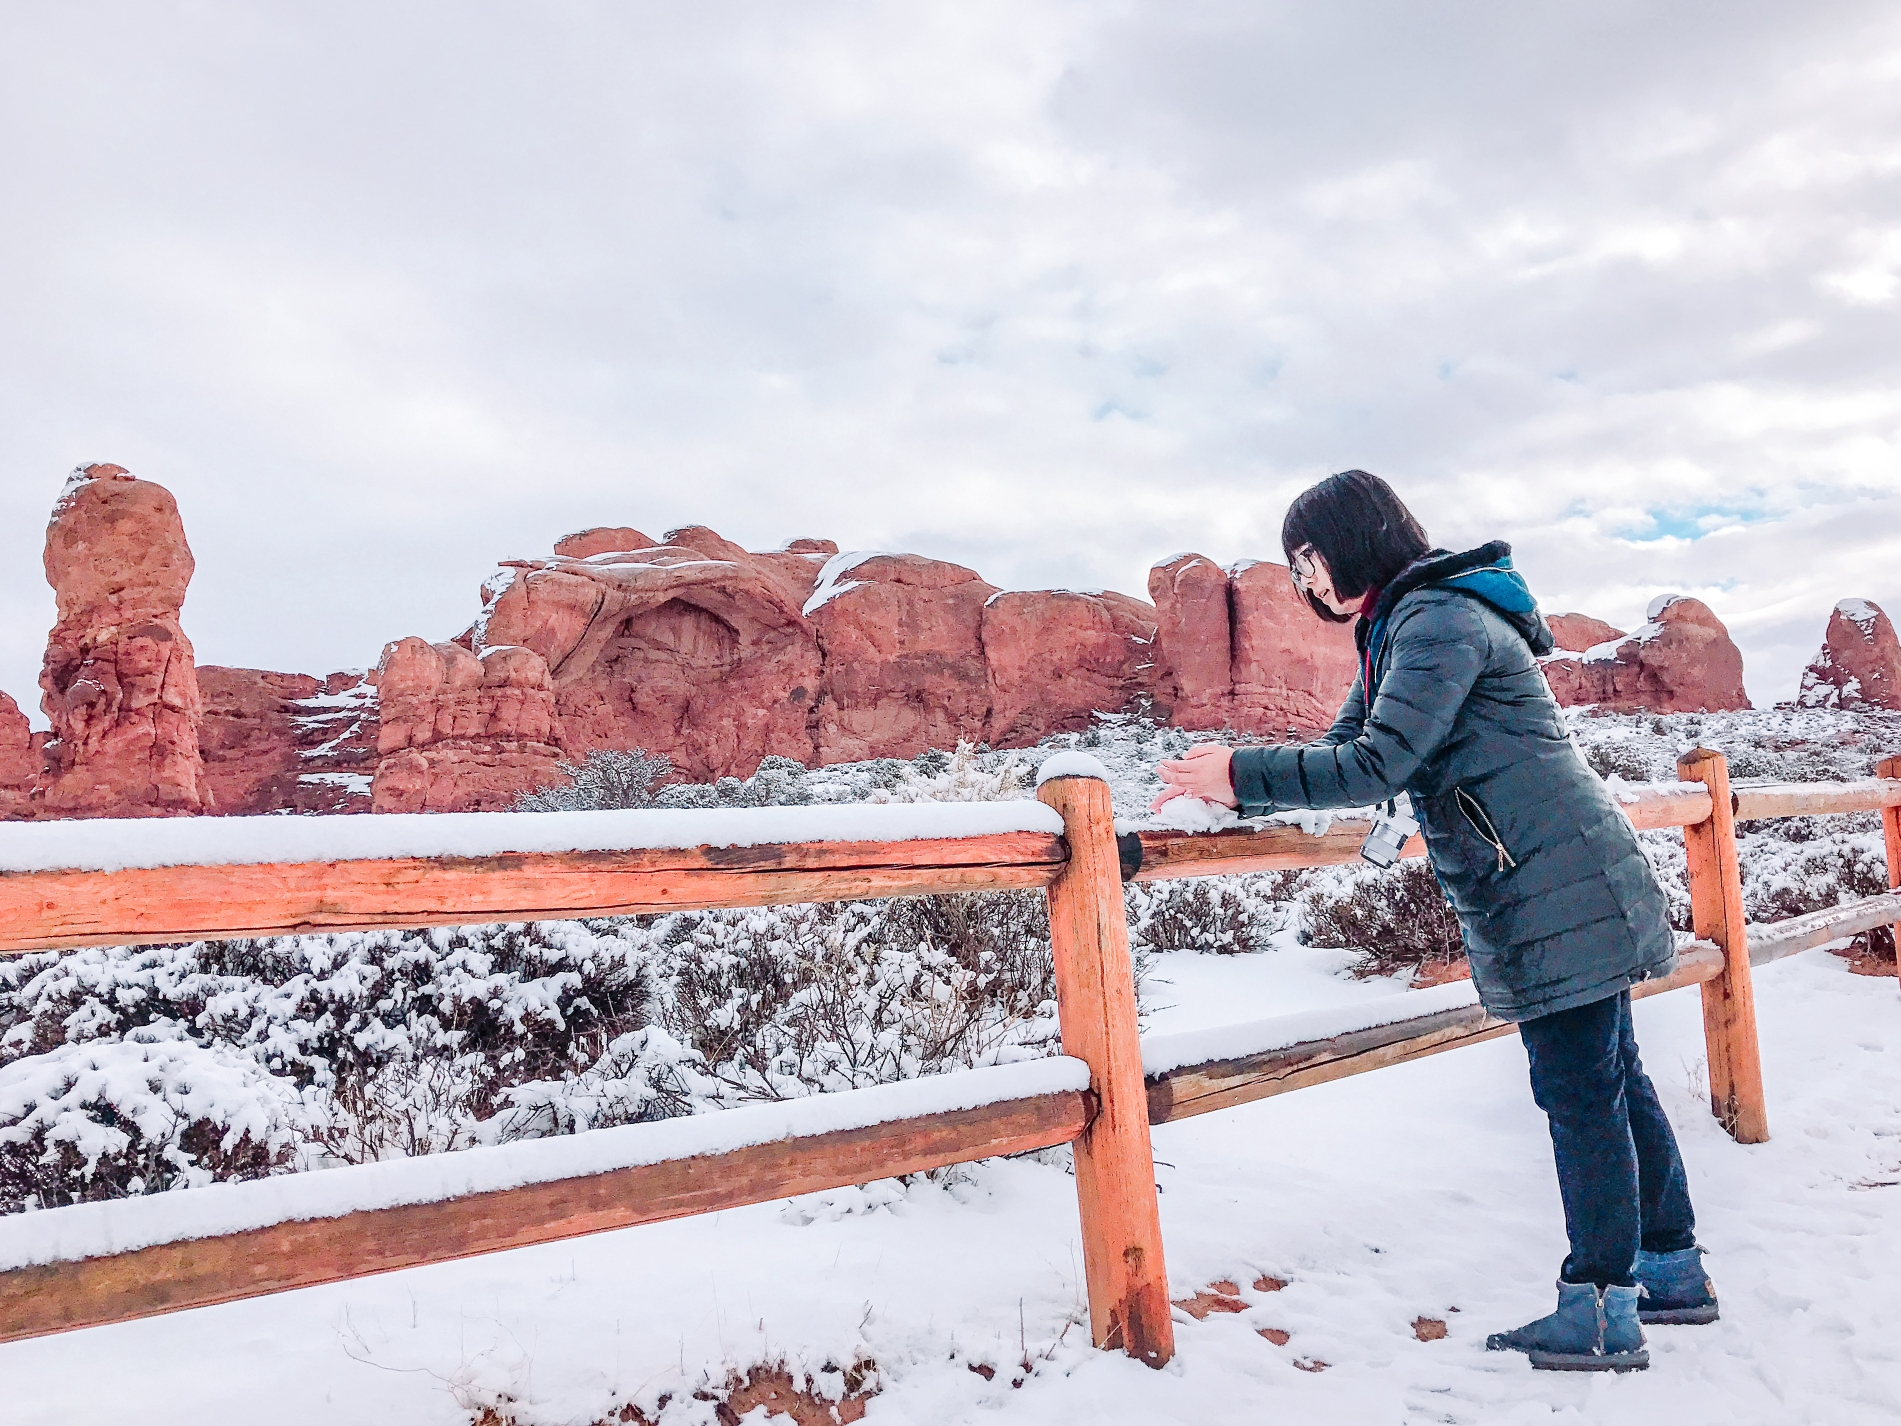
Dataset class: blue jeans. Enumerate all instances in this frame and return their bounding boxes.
[1518,991,1697,1287]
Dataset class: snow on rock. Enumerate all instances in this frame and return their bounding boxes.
[801,550,887,617]
[551,527,655,560]
[0,1055,1090,1271]
[468,529,823,787]
[1542,595,1750,712]
[197,667,380,816]
[1797,598,1900,710]
[0,799,1067,874]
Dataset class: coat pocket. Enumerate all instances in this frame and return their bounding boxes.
[1455,786,1518,875]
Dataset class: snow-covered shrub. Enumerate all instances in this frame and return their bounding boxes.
[661,894,1061,1100]
[1736,817,1890,922]
[1302,861,1465,980]
[0,922,663,1164]
[0,1037,304,1211]
[481,1027,711,1141]
[1127,874,1295,956]
[515,748,676,811]
[516,748,817,812]
[1582,739,1669,783]
[654,755,814,810]
[864,741,1030,803]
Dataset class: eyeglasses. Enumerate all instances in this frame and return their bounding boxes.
[1289,546,1322,593]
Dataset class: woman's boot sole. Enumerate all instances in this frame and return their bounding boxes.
[1527,1349,1650,1372]
[1639,1304,1719,1325]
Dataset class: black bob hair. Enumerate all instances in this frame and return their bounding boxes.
[1280,470,1431,623]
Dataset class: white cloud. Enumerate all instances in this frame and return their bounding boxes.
[0,0,1897,722]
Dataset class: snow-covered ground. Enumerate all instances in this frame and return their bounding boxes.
[2,706,1897,1422]
[5,941,1896,1425]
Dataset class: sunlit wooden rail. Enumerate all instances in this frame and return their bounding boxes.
[0,834,1069,953]
[0,750,1895,1363]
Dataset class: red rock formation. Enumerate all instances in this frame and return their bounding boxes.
[199,667,379,815]
[1228,561,1359,735]
[553,527,655,559]
[470,531,822,784]
[1797,599,1901,710]
[982,590,1158,748]
[370,638,564,813]
[38,465,205,816]
[1147,554,1356,736]
[808,553,996,763]
[1147,555,1235,730]
[1542,595,1751,713]
[0,694,41,819]
[1547,613,1625,653]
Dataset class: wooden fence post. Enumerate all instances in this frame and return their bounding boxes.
[1677,748,1769,1143]
[1038,766,1175,1368]
[1880,755,1901,990]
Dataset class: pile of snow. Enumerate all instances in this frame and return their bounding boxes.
[1838,597,1881,632]
[0,1037,306,1210]
[801,550,886,616]
[0,800,1066,874]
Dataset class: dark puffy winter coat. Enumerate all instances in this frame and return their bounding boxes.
[1229,543,1676,1022]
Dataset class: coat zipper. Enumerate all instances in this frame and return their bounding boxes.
[1455,787,1518,873]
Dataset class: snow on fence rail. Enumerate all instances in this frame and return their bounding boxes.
[0,749,1896,1367]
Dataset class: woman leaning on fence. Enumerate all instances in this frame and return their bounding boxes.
[1152,470,1719,1374]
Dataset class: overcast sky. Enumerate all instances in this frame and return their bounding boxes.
[3,2,1897,723]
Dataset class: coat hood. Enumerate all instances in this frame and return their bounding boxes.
[1361,540,1555,658]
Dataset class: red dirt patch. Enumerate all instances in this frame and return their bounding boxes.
[476,1359,878,1426]
[1411,956,1472,988]
[713,1366,874,1424]
[1293,1358,1330,1373]
[1258,1327,1290,1346]
[1413,1317,1448,1341]
[1835,945,1898,977]
[1253,1274,1287,1293]
[1174,1285,1249,1319]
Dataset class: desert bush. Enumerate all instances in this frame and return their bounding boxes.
[1127,874,1296,956]
[1583,739,1666,783]
[0,921,662,1164]
[516,748,815,812]
[482,1027,710,1141]
[661,893,1061,1100]
[1302,861,1465,979]
[0,1036,305,1211]
[864,741,1030,803]
[515,748,676,811]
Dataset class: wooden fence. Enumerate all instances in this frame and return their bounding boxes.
[0,747,1896,1367]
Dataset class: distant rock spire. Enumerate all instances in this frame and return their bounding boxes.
[1797,599,1901,709]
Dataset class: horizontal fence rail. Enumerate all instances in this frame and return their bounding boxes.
[0,755,1894,1362]
[1144,943,1728,1124]
[0,834,1072,954]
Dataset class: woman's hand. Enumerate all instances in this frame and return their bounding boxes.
[1150,744,1239,812]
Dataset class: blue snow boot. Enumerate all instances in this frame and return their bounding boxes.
[1486,1281,1649,1372]
[1635,1245,1719,1325]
